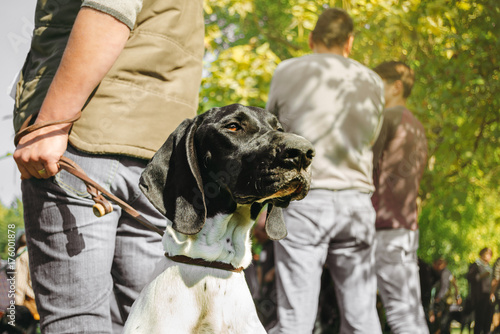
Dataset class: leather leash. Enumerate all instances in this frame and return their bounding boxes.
[14,112,164,237]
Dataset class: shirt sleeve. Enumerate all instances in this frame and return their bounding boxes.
[266,65,281,117]
[467,263,478,283]
[371,113,389,170]
[436,269,452,300]
[494,259,500,280]
[82,0,143,30]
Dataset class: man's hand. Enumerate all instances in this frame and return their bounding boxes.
[13,7,130,180]
[14,123,71,179]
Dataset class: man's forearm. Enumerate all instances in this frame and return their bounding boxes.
[36,7,131,124]
[14,7,132,179]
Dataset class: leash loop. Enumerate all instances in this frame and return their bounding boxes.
[14,112,83,146]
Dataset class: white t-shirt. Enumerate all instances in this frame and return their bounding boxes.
[267,53,384,192]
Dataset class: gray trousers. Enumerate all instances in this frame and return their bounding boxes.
[375,229,429,334]
[21,145,166,333]
[270,189,382,334]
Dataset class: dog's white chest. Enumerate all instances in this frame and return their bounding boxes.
[163,206,255,269]
[124,259,265,334]
[124,205,266,334]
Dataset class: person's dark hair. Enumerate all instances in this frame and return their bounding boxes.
[311,8,354,49]
[479,247,492,256]
[373,61,415,99]
[433,257,446,266]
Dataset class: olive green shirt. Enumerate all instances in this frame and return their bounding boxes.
[14,0,204,160]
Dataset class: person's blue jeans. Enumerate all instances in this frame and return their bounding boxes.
[270,189,381,334]
[21,145,166,334]
[375,229,429,334]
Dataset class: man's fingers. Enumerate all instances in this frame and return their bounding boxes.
[13,125,69,179]
[18,164,32,180]
[17,159,61,179]
[34,159,61,178]
[44,161,61,177]
[37,167,47,176]
[20,164,41,179]
[30,164,46,179]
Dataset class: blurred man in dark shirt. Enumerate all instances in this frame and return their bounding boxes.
[372,61,429,334]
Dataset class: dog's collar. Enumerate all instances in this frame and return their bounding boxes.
[165,253,244,273]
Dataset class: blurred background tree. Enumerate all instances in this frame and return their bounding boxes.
[201,0,500,293]
[1,0,498,295]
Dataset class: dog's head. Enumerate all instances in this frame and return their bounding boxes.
[140,104,314,240]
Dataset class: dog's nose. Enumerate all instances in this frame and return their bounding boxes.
[280,137,315,170]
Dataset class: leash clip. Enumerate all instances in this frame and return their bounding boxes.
[86,184,113,217]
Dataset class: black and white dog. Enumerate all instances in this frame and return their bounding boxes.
[124,104,314,333]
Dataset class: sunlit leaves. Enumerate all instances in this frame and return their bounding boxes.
[201,42,280,109]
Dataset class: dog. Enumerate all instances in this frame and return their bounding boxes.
[123,104,314,333]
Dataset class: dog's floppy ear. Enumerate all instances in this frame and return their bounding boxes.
[140,117,206,235]
[265,204,287,240]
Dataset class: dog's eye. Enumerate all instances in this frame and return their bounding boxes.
[226,123,242,132]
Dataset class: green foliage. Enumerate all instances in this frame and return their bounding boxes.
[203,0,500,295]
[0,200,24,260]
[1,0,497,298]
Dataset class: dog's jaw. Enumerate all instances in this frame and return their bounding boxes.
[163,204,256,269]
[232,165,312,206]
[260,167,311,202]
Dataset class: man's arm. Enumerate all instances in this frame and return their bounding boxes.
[266,66,281,117]
[435,269,451,302]
[467,262,481,283]
[492,260,499,301]
[14,7,131,179]
[371,114,388,171]
[491,279,498,302]
[450,276,462,304]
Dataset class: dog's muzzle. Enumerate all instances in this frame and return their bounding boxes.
[234,132,314,206]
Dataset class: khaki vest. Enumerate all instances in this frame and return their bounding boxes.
[14,0,204,160]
